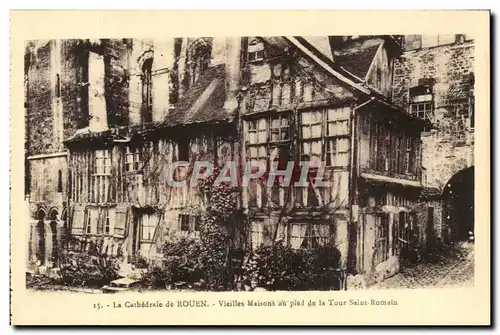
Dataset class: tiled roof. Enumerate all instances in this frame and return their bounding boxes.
[64,127,129,145]
[161,64,232,128]
[333,43,381,80]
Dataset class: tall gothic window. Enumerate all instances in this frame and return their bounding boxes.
[142,58,153,124]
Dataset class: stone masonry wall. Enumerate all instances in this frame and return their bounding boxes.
[26,40,54,156]
[392,41,475,190]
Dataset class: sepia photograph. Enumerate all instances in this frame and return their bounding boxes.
[23,34,475,293]
[9,9,490,326]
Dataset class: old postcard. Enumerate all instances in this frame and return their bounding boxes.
[10,10,490,326]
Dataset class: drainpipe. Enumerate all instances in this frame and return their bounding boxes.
[347,97,375,275]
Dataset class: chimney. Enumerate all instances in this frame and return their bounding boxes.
[223,37,241,111]
[177,37,189,100]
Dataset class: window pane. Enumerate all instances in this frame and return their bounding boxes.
[281,116,289,127]
[327,107,350,121]
[258,118,266,130]
[249,147,258,158]
[311,124,322,137]
[290,223,307,249]
[301,112,311,124]
[280,129,290,141]
[337,153,349,167]
[248,132,257,144]
[311,141,322,155]
[337,138,350,152]
[258,130,267,143]
[302,142,311,154]
[302,126,311,139]
[258,145,267,157]
[271,130,279,142]
[271,118,280,129]
[311,111,322,122]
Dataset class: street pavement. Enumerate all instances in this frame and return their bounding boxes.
[371,242,474,290]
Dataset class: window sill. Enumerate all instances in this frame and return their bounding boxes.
[123,171,143,176]
[247,59,265,65]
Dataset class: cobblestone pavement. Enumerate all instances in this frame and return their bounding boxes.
[371,242,474,290]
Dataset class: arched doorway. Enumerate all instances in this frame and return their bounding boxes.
[36,209,46,265]
[442,166,474,242]
[49,209,59,264]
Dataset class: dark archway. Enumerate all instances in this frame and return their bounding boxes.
[442,166,474,242]
[49,209,59,264]
[36,209,46,265]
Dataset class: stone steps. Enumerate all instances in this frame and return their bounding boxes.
[101,272,145,293]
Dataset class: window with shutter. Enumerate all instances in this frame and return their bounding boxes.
[71,205,86,235]
[114,205,129,237]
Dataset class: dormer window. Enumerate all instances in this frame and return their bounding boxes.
[248,38,265,62]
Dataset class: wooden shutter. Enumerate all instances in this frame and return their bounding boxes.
[114,204,129,237]
[71,204,86,235]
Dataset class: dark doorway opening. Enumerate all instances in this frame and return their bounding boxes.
[36,209,46,265]
[442,166,474,242]
[49,209,59,264]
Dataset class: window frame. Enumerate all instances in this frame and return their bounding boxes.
[140,213,158,242]
[104,215,111,235]
[408,86,434,126]
[85,212,92,235]
[299,107,351,169]
[141,58,153,124]
[374,213,390,264]
[247,38,265,63]
[288,221,333,250]
[125,146,142,173]
[245,113,292,208]
[250,220,264,250]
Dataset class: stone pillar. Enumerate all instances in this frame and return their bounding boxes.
[128,73,143,126]
[211,37,227,66]
[388,212,394,256]
[336,219,349,269]
[177,37,189,100]
[152,39,174,121]
[29,220,38,263]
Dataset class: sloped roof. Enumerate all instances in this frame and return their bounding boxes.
[302,36,333,61]
[333,43,381,80]
[160,64,232,128]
